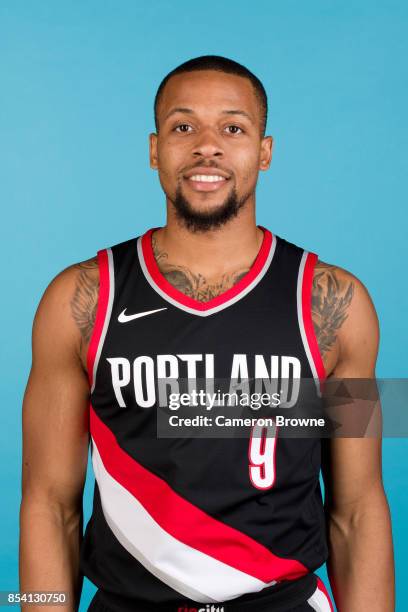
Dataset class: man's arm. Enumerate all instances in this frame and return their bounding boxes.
[316,264,395,611]
[19,260,99,611]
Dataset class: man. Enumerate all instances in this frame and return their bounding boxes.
[20,56,394,611]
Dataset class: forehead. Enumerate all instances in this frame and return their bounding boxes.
[157,70,260,120]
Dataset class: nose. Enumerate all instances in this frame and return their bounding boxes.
[192,128,224,159]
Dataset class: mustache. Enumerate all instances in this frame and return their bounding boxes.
[180,160,233,177]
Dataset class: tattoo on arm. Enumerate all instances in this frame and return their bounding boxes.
[312,261,354,356]
[70,258,99,344]
[151,234,249,302]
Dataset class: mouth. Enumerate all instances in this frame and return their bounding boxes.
[183,168,231,193]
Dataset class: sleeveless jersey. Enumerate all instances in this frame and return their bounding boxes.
[80,226,330,612]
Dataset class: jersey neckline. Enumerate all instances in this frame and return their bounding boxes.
[137,225,277,317]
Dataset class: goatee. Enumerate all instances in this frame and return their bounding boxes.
[172,185,250,233]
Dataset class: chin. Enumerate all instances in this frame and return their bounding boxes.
[171,185,248,233]
[188,199,227,215]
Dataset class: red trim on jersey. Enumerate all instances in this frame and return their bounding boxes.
[87,249,110,387]
[302,252,327,383]
[141,226,273,312]
[316,577,335,611]
[90,405,308,583]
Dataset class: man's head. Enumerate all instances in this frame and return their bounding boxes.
[150,55,273,232]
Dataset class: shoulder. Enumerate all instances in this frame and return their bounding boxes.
[33,257,100,366]
[312,259,379,376]
[313,259,377,323]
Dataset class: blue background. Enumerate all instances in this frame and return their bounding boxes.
[1,1,407,609]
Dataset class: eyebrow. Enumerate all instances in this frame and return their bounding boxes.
[221,109,254,123]
[164,107,254,123]
[164,107,194,120]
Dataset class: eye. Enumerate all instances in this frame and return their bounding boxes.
[174,124,193,133]
[225,125,243,135]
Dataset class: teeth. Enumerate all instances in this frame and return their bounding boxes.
[189,175,226,183]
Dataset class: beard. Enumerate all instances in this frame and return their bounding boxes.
[170,183,251,233]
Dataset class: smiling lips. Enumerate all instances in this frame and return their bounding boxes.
[190,174,226,183]
[184,169,230,192]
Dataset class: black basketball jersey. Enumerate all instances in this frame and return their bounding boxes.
[80,225,331,612]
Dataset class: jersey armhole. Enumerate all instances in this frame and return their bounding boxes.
[297,251,327,394]
[86,248,114,392]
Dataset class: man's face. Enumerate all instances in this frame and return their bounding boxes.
[150,70,273,232]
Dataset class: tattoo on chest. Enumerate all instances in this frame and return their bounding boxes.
[152,234,249,303]
[312,261,354,357]
[70,258,99,346]
[69,248,354,367]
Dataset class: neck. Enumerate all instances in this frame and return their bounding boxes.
[154,199,263,277]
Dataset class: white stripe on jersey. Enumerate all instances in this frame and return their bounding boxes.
[91,438,277,603]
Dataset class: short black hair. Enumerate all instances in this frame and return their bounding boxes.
[154,55,268,135]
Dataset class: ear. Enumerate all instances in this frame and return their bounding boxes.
[259,136,273,171]
[149,133,158,169]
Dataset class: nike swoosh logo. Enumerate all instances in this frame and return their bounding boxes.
[118,307,167,323]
